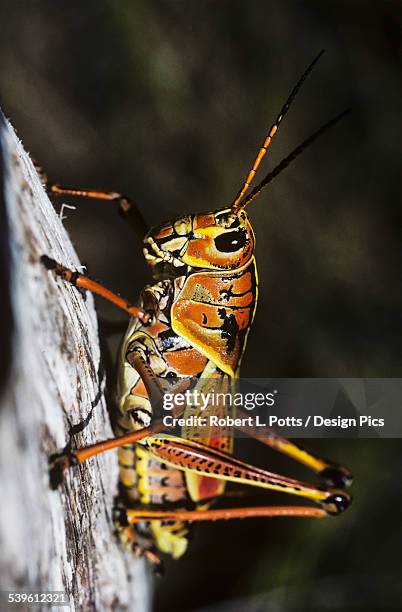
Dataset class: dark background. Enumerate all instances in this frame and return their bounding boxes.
[1,1,401,610]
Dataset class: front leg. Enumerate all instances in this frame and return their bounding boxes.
[32,164,148,241]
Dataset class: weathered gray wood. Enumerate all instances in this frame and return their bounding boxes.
[0,112,151,611]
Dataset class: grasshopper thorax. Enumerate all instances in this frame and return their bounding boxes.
[143,208,255,273]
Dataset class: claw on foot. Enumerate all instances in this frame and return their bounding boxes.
[49,451,77,489]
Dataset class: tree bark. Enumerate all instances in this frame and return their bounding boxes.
[0,112,151,611]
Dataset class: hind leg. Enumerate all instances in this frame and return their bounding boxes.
[113,504,163,571]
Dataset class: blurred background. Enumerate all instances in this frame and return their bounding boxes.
[0,1,401,610]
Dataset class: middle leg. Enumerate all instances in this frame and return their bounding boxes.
[42,255,151,323]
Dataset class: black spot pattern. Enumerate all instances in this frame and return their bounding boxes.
[217,308,239,354]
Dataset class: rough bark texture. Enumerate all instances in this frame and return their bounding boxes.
[0,112,151,611]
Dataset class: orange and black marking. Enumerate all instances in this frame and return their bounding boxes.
[112,206,259,558]
[44,50,353,569]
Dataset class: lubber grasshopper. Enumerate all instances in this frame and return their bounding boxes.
[44,51,352,569]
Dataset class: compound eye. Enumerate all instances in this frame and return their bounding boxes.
[214,229,247,253]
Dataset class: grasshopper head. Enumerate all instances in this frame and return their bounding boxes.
[143,208,255,272]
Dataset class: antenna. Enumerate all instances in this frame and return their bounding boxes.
[230,50,325,215]
[236,108,351,210]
